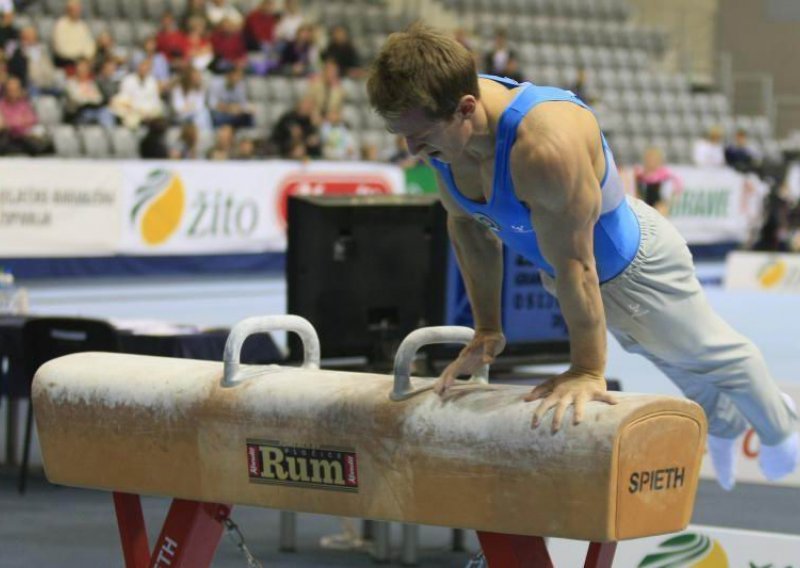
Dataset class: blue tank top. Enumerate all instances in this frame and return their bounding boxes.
[431,75,640,283]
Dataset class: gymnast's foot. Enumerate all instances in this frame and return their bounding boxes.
[707,434,738,491]
[759,393,799,481]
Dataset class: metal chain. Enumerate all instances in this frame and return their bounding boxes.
[222,517,265,568]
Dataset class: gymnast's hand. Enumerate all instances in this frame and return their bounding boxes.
[433,330,506,396]
[524,369,618,432]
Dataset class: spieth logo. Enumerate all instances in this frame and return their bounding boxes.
[247,440,359,492]
[472,212,501,232]
[277,172,393,224]
[131,169,186,246]
[638,533,728,568]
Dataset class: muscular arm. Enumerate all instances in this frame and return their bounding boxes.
[440,180,504,332]
[434,172,505,393]
[511,103,615,428]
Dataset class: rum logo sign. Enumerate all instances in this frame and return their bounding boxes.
[247,440,359,492]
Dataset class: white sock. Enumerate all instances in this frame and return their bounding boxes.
[707,434,738,491]
[759,393,799,481]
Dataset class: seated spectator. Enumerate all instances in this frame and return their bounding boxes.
[139,117,170,158]
[278,23,318,77]
[635,146,682,215]
[692,125,725,167]
[234,135,256,159]
[305,57,344,117]
[0,76,52,155]
[52,0,96,68]
[208,67,253,128]
[504,55,524,83]
[483,28,515,77]
[320,108,356,160]
[65,58,114,127]
[725,128,760,173]
[275,0,303,44]
[571,67,591,102]
[321,25,361,79]
[131,37,172,93]
[453,27,479,69]
[96,59,122,103]
[111,58,164,129]
[182,0,208,28]
[185,16,214,70]
[0,9,18,51]
[210,17,247,74]
[170,66,212,130]
[207,123,234,159]
[94,31,126,71]
[156,12,187,63]
[271,96,321,158]
[169,122,200,159]
[7,26,60,96]
[244,0,278,52]
[206,0,242,29]
[360,142,378,162]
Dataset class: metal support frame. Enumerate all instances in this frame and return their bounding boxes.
[477,531,617,568]
[112,492,230,568]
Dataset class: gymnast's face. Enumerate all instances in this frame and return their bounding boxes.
[386,97,477,163]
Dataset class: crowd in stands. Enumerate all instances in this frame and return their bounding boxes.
[0,0,380,160]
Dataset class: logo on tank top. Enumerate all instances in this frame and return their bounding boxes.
[510,224,533,234]
[472,212,501,232]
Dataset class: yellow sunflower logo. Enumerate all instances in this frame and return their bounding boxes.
[637,533,728,568]
[757,259,787,289]
[131,169,186,246]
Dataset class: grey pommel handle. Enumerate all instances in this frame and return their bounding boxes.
[223,315,320,386]
[391,326,489,401]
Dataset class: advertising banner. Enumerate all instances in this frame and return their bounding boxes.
[725,251,800,293]
[0,159,121,257]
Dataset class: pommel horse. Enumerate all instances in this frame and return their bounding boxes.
[32,316,707,567]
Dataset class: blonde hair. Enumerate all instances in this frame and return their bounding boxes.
[367,23,478,121]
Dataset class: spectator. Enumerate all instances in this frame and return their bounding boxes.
[360,142,378,161]
[320,108,356,160]
[169,121,200,159]
[504,55,524,83]
[156,12,187,63]
[0,9,18,51]
[275,0,303,44]
[244,0,278,52]
[207,0,242,29]
[93,31,126,72]
[65,58,114,127]
[207,123,234,159]
[208,66,253,128]
[111,58,164,129]
[0,76,52,155]
[234,135,256,159]
[139,117,170,158]
[635,146,682,215]
[170,66,211,130]
[483,28,515,77]
[182,0,208,28]
[96,58,122,103]
[51,0,96,68]
[305,57,344,117]
[210,17,247,74]
[453,27,479,68]
[692,125,725,168]
[725,128,760,173]
[571,67,591,102]
[7,26,60,95]
[278,22,317,77]
[271,96,320,158]
[321,25,361,79]
[185,16,214,70]
[131,37,172,93]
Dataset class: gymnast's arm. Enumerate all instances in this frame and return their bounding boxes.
[511,103,617,430]
[433,172,506,395]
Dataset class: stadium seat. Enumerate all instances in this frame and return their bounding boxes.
[51,125,81,158]
[33,96,63,127]
[110,127,140,159]
[79,126,112,159]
